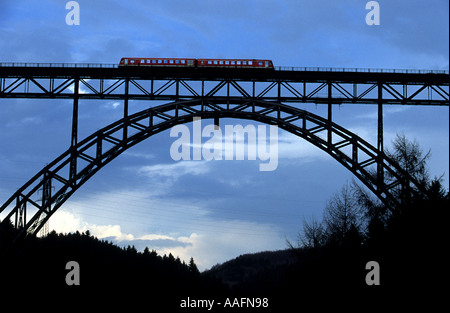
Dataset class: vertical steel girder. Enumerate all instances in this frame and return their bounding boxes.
[70,78,79,182]
[377,83,385,191]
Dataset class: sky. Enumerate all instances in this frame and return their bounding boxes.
[0,0,448,270]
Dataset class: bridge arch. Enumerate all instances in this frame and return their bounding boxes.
[0,98,422,240]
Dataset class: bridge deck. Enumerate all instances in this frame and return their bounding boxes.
[0,63,448,85]
[0,63,448,106]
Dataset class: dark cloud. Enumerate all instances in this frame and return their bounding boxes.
[369,0,449,58]
[1,0,447,67]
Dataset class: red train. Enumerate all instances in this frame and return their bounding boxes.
[119,57,274,69]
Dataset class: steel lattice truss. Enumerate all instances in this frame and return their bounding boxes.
[0,64,449,247]
[0,71,449,105]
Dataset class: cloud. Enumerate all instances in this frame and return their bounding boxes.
[48,210,84,233]
[1,0,448,69]
[88,224,134,241]
[156,220,284,270]
[49,210,134,240]
[103,101,121,110]
[277,131,330,162]
[49,207,284,271]
[355,106,410,120]
[5,116,42,128]
[122,151,155,160]
[380,0,449,58]
[137,160,211,184]
[102,234,193,252]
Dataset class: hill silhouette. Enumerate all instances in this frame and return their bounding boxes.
[205,249,297,292]
[0,225,226,311]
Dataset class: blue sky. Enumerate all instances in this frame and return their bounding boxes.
[0,0,448,270]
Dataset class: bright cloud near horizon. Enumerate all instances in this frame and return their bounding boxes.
[0,0,448,270]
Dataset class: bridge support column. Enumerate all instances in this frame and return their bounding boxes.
[214,116,220,129]
[377,83,383,152]
[123,78,129,141]
[327,82,333,145]
[377,83,384,188]
[71,78,79,147]
[70,78,79,181]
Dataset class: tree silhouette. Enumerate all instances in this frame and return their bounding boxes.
[293,183,364,250]
[322,184,363,247]
[387,133,431,188]
[297,215,325,249]
[189,257,200,275]
[285,133,448,306]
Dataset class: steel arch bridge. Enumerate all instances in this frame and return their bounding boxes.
[0,63,449,245]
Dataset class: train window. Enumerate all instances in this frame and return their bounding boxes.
[214,60,218,65]
[248,61,252,65]
[225,61,230,65]
[146,60,151,63]
[140,60,145,63]
[152,60,157,64]
[164,60,168,64]
[208,61,213,65]
[130,60,135,63]
[231,61,235,65]
[181,60,185,64]
[169,60,174,64]
[158,60,162,64]
[237,61,241,65]
[243,61,247,65]
[188,60,193,65]
[175,60,179,64]
[259,62,263,66]
[219,61,224,65]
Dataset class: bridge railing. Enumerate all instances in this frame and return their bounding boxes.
[0,62,448,74]
[275,66,449,74]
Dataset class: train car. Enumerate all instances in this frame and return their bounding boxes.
[119,58,274,69]
[197,59,273,69]
[119,58,196,67]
